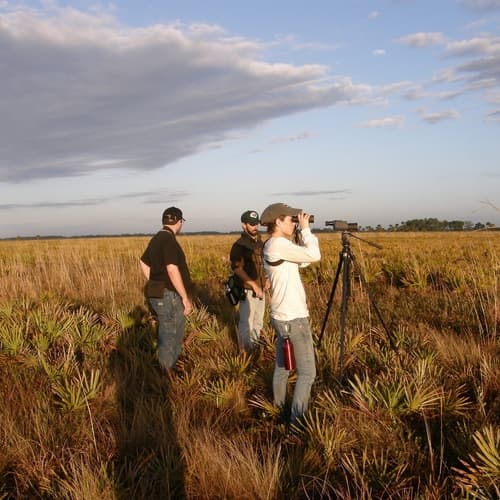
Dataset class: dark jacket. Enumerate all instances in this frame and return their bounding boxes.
[229,232,265,289]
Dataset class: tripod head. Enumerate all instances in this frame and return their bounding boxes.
[340,231,383,251]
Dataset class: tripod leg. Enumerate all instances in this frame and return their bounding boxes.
[338,253,350,384]
[351,256,398,353]
[318,251,343,347]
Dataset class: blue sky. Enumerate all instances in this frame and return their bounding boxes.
[1,0,499,237]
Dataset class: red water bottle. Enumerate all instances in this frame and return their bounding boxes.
[283,336,295,371]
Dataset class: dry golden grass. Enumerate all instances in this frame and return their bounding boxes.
[0,231,498,498]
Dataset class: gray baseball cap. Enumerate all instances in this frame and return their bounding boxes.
[260,203,301,225]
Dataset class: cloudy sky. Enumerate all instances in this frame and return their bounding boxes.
[1,0,499,237]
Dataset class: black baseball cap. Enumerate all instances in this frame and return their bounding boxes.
[162,206,185,225]
[241,210,259,225]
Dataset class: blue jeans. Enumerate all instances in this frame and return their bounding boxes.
[272,317,316,422]
[148,289,186,370]
[238,290,265,352]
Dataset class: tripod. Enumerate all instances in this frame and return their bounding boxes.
[318,231,397,383]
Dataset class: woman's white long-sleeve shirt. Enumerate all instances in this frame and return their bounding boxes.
[263,228,321,321]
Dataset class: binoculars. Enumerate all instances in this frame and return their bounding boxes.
[291,214,314,223]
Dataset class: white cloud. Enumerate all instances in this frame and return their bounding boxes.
[0,189,189,210]
[372,49,386,56]
[369,11,379,19]
[0,5,369,183]
[404,86,426,100]
[425,35,500,106]
[461,0,500,11]
[459,56,500,78]
[436,90,463,100]
[377,81,414,96]
[269,132,313,144]
[269,189,351,197]
[397,32,446,47]
[270,34,341,52]
[464,19,489,30]
[446,35,500,56]
[430,68,459,84]
[486,89,500,103]
[418,109,460,124]
[357,116,405,128]
[486,109,500,121]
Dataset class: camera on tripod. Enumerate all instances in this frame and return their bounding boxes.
[325,220,358,232]
[291,214,314,223]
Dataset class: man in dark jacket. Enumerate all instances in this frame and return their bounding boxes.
[140,207,193,371]
[229,210,268,352]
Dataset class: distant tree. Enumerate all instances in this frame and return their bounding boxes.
[447,220,465,231]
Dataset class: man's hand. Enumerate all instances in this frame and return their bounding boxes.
[252,283,264,299]
[167,263,192,315]
[182,297,193,315]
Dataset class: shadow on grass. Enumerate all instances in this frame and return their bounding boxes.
[111,305,186,499]
[194,280,241,349]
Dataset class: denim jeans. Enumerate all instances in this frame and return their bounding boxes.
[272,317,316,422]
[148,289,186,369]
[238,290,265,352]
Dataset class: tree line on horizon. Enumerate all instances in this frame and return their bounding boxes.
[357,217,497,232]
[2,217,498,241]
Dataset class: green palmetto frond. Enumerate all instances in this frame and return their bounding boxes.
[71,312,111,349]
[453,425,500,499]
[302,409,348,465]
[350,364,472,420]
[190,319,222,343]
[256,329,276,356]
[400,256,430,289]
[472,426,500,475]
[371,381,406,415]
[247,393,279,419]
[52,369,102,412]
[117,311,137,330]
[403,384,442,415]
[186,304,222,343]
[341,448,410,495]
[441,384,473,417]
[402,356,443,415]
[0,318,26,356]
[410,355,441,385]
[349,373,377,412]
[349,373,408,416]
[201,377,245,410]
[38,345,75,381]
[315,388,343,416]
[220,351,253,377]
[28,302,77,339]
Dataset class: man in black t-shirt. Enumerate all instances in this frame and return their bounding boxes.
[140,207,193,371]
[229,210,268,352]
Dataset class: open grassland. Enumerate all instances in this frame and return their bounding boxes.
[0,231,498,499]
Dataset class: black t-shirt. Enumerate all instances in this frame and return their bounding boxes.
[229,232,264,288]
[141,229,192,294]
